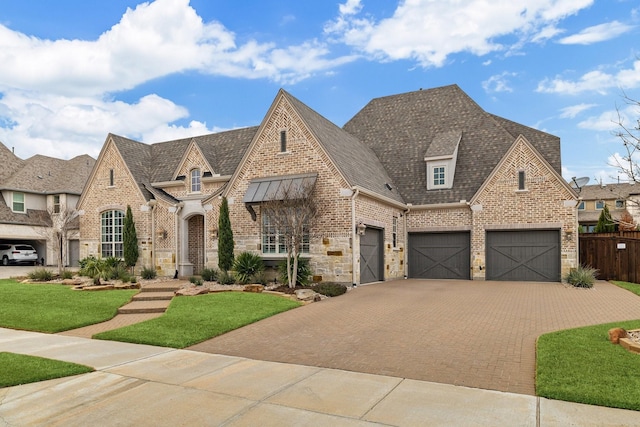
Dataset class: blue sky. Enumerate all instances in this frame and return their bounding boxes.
[0,0,638,184]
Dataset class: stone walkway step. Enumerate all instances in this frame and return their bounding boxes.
[118,299,171,314]
[132,291,175,301]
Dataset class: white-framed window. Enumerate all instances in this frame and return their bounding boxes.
[432,165,446,188]
[261,213,309,254]
[12,192,25,213]
[577,201,585,210]
[191,169,201,192]
[53,195,61,214]
[392,216,398,248]
[615,199,625,209]
[101,210,124,258]
[595,200,605,210]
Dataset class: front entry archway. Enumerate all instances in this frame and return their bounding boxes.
[187,215,205,275]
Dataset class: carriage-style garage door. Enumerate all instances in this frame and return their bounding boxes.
[408,232,470,280]
[486,230,560,282]
[360,227,383,284]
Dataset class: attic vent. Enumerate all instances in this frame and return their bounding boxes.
[203,171,213,178]
[176,175,186,181]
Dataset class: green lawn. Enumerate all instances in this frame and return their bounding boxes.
[94,292,301,348]
[537,319,640,411]
[0,279,138,333]
[0,352,93,388]
[610,281,640,297]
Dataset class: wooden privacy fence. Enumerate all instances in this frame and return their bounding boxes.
[579,232,640,283]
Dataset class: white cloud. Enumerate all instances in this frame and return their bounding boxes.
[324,0,594,67]
[559,103,597,119]
[537,60,640,94]
[482,72,517,93]
[558,21,634,45]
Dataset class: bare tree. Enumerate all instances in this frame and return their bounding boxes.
[260,180,317,288]
[35,207,79,275]
[610,93,640,182]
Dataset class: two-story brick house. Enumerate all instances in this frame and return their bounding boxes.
[77,85,578,284]
[0,142,95,266]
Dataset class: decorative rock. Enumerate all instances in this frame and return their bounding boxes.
[62,278,83,286]
[244,284,264,293]
[175,285,209,296]
[294,289,319,302]
[608,327,628,344]
[83,284,115,291]
[114,282,140,290]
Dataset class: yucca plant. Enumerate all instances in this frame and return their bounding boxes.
[233,252,265,284]
[564,265,598,288]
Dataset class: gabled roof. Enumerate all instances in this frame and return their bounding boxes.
[283,90,404,203]
[109,127,258,201]
[0,143,24,182]
[343,84,561,205]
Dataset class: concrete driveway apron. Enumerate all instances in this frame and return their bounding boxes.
[190,279,640,395]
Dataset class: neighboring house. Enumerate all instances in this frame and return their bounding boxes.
[78,85,578,283]
[0,142,95,266]
[576,183,640,232]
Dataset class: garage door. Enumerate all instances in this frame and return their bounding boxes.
[360,227,383,284]
[486,230,560,282]
[408,232,470,279]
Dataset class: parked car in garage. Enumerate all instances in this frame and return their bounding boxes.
[0,244,39,266]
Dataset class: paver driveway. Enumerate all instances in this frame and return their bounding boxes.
[189,279,640,395]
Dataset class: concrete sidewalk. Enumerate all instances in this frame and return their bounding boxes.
[1,328,638,426]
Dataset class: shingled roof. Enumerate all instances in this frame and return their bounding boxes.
[283,91,404,203]
[0,142,94,226]
[343,84,561,205]
[109,127,258,202]
[578,183,640,200]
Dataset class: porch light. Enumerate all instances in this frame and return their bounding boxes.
[356,221,367,236]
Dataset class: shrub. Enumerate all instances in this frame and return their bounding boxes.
[253,271,268,286]
[141,267,157,280]
[27,268,54,282]
[233,252,265,284]
[217,270,236,285]
[278,257,312,286]
[60,270,74,280]
[201,268,218,282]
[565,265,598,288]
[189,276,203,286]
[313,282,347,297]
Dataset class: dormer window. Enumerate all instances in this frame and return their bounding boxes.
[595,200,605,210]
[615,199,625,209]
[191,169,201,192]
[424,131,461,191]
[12,192,25,213]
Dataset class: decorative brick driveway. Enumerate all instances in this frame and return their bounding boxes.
[189,279,640,395]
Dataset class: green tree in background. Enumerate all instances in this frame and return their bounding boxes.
[594,205,615,233]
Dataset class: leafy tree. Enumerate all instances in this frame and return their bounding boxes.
[35,206,78,275]
[218,196,234,271]
[594,205,615,233]
[123,205,139,269]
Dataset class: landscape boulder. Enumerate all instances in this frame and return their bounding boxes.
[175,285,209,296]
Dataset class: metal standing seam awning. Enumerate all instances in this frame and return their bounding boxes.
[243,173,318,204]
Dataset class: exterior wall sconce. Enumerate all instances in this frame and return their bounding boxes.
[356,221,367,236]
[156,229,167,240]
[564,230,573,242]
[210,228,218,239]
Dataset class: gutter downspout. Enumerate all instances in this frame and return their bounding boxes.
[148,199,157,271]
[404,204,411,279]
[173,202,184,278]
[351,188,360,287]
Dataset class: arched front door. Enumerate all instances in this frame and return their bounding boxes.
[187,215,205,274]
